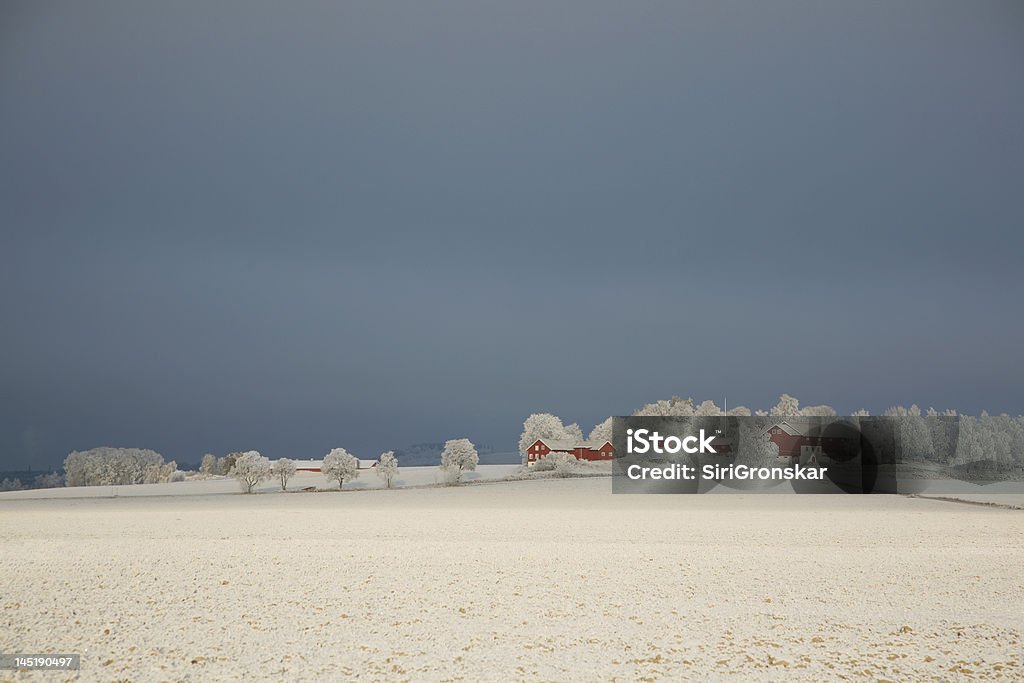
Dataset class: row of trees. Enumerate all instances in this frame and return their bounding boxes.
[630,394,842,419]
[198,452,244,477]
[229,439,479,493]
[516,394,836,465]
[882,409,1024,471]
[520,394,1024,470]
[229,448,402,493]
[49,439,477,494]
[0,473,63,492]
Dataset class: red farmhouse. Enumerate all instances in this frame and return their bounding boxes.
[527,439,614,466]
[764,420,859,459]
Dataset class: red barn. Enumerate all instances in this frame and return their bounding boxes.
[282,458,378,473]
[764,420,859,460]
[527,439,614,466]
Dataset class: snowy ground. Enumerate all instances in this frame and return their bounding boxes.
[1,477,1022,681]
[0,465,522,500]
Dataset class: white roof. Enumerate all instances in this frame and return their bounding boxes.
[764,420,806,436]
[535,439,611,451]
[763,419,860,438]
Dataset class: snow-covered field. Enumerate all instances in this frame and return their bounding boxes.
[0,465,522,500]
[2,476,1022,681]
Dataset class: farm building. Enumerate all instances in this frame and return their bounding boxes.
[763,419,860,460]
[526,439,614,466]
[282,458,378,473]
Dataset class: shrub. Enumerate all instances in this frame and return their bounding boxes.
[533,452,576,474]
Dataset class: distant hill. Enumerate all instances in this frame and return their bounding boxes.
[392,443,519,466]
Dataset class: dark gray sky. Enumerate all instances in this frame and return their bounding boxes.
[2,1,1022,469]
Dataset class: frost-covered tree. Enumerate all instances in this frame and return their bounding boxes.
[924,409,958,463]
[694,400,722,416]
[799,404,838,417]
[199,453,220,476]
[322,448,359,490]
[770,394,801,417]
[563,422,584,441]
[377,451,398,488]
[589,417,613,444]
[884,405,934,461]
[519,413,581,466]
[764,394,840,417]
[634,396,695,417]
[951,413,1024,473]
[440,438,479,483]
[736,418,780,467]
[0,478,23,491]
[33,472,63,489]
[144,460,178,484]
[271,458,297,491]
[64,447,167,487]
[232,451,271,493]
[220,452,243,476]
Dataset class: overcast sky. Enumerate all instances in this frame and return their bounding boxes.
[2,1,1022,469]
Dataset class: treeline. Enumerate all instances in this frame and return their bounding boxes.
[0,473,63,491]
[61,449,256,487]
[519,394,1024,470]
[945,413,1024,473]
[64,448,182,486]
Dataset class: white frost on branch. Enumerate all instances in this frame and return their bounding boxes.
[232,451,271,493]
[271,458,297,491]
[377,451,398,488]
[519,413,583,465]
[322,448,359,490]
[440,438,479,483]
[64,447,170,487]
